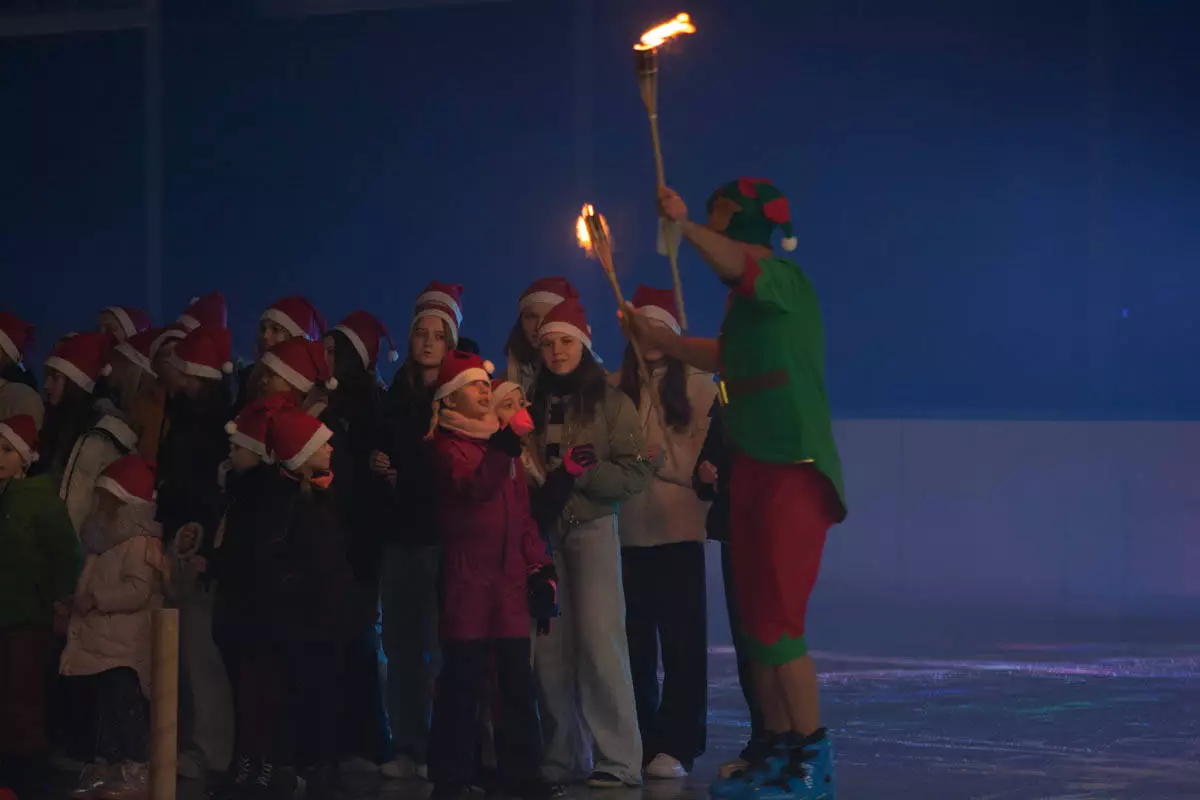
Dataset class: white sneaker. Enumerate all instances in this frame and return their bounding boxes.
[338,756,380,773]
[644,754,688,780]
[380,755,428,780]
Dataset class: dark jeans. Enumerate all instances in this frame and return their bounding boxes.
[719,542,764,742]
[340,587,393,763]
[621,541,708,770]
[64,667,149,763]
[429,638,540,786]
[382,545,441,764]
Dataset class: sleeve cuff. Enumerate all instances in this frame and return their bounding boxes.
[733,253,762,297]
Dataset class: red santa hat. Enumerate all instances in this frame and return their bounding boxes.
[332,310,398,370]
[178,292,228,331]
[225,393,287,461]
[114,326,170,377]
[433,350,495,402]
[262,296,326,341]
[490,378,524,408]
[169,326,233,380]
[0,311,35,367]
[0,414,39,465]
[267,404,334,471]
[631,285,682,335]
[260,337,336,393]
[412,282,464,347]
[102,306,153,339]
[95,454,156,505]
[45,332,113,393]
[518,277,579,313]
[538,298,595,355]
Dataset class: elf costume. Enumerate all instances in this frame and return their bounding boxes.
[711,178,847,668]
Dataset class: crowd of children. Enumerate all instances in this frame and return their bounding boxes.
[0,274,729,800]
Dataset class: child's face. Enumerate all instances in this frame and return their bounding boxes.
[229,444,262,474]
[446,380,492,420]
[306,441,333,473]
[259,370,294,399]
[258,319,292,357]
[0,437,27,479]
[410,317,449,369]
[493,391,525,426]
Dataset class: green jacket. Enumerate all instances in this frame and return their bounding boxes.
[535,384,655,532]
[0,474,82,628]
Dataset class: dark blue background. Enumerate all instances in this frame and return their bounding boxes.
[2,0,1197,418]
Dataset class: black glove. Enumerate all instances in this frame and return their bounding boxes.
[527,563,559,622]
[532,468,576,533]
[488,426,524,457]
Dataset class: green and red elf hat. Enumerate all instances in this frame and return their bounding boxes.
[706,178,798,252]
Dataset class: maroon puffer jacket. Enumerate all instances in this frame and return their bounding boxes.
[431,428,551,641]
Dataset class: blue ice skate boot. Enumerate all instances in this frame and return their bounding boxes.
[744,729,835,800]
[708,734,788,799]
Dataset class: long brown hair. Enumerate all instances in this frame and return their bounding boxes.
[617,344,693,432]
[504,318,539,367]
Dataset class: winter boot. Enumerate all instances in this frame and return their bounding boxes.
[97,761,149,800]
[744,730,835,800]
[709,734,789,799]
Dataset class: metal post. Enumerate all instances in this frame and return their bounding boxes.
[145,0,163,321]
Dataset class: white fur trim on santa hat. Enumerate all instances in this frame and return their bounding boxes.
[94,475,153,506]
[538,321,593,352]
[262,307,309,340]
[638,305,682,336]
[114,341,156,377]
[95,416,138,453]
[44,356,96,394]
[519,291,566,312]
[167,354,229,381]
[490,381,522,407]
[281,423,334,472]
[410,308,460,347]
[434,366,493,402]
[177,314,201,331]
[416,291,462,324]
[260,351,315,393]
[104,307,138,339]
[0,328,18,365]
[226,425,271,460]
[333,324,370,370]
[0,421,37,464]
[150,328,185,359]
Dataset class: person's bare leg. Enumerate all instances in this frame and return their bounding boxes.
[775,655,820,735]
[750,662,790,734]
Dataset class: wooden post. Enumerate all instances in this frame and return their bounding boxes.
[151,608,179,800]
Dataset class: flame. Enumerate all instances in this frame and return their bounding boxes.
[576,204,594,252]
[634,13,695,51]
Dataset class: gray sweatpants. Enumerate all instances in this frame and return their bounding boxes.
[534,515,643,785]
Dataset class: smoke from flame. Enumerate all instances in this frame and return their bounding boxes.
[634,13,695,51]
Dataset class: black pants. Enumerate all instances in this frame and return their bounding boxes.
[720,542,764,741]
[428,638,540,786]
[340,587,393,764]
[621,541,708,770]
[66,667,149,763]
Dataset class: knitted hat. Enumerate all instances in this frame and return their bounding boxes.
[260,338,336,393]
[706,178,798,252]
[0,311,35,367]
[262,296,326,341]
[0,414,39,464]
[412,282,464,347]
[115,326,169,377]
[332,310,398,370]
[102,306,153,338]
[490,379,523,408]
[95,454,156,505]
[631,285,682,335]
[519,277,579,312]
[433,351,495,402]
[169,327,233,380]
[225,393,287,461]
[45,332,113,393]
[538,298,595,355]
[267,404,334,471]
[178,292,228,331]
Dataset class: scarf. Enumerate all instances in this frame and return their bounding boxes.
[438,408,501,440]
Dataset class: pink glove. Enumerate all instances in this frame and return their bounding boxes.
[509,408,534,438]
[563,444,598,477]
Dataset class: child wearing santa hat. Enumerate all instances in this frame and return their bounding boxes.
[60,454,168,800]
[503,278,579,399]
[98,306,153,344]
[256,336,337,414]
[528,298,654,789]
[222,405,356,800]
[0,311,46,428]
[109,327,173,463]
[424,351,555,800]
[40,332,112,483]
[232,296,326,414]
[0,416,81,789]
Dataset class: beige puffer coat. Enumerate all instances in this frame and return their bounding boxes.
[60,502,169,696]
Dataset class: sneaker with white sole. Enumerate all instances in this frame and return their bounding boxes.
[645,754,688,780]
